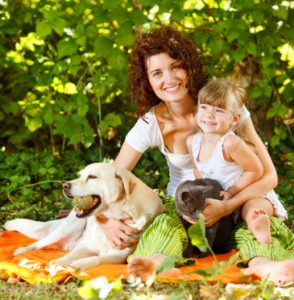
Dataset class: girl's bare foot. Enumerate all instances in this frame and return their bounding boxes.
[128,254,181,281]
[247,210,272,244]
[242,257,294,286]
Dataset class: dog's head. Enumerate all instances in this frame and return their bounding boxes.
[62,163,135,218]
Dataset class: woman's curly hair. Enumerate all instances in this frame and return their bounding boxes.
[129,26,208,117]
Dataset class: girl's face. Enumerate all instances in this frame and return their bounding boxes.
[196,103,240,135]
[145,53,190,104]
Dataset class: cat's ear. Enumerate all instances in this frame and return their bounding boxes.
[198,186,212,195]
[181,191,190,202]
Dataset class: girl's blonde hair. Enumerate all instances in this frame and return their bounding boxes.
[198,78,257,152]
[198,78,247,115]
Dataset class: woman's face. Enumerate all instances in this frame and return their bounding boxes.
[145,53,190,104]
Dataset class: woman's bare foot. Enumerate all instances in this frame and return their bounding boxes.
[128,254,181,281]
[242,257,294,286]
[247,210,272,244]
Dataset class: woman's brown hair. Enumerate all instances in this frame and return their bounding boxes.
[129,26,208,117]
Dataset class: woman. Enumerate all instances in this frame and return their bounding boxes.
[97,26,294,285]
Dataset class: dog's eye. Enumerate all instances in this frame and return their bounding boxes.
[87,175,97,180]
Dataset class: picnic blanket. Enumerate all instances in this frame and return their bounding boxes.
[0,231,251,284]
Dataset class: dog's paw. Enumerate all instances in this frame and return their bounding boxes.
[71,257,101,269]
[13,247,30,256]
[53,257,71,266]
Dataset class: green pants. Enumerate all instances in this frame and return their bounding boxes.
[129,196,294,263]
[233,217,294,262]
[129,196,188,260]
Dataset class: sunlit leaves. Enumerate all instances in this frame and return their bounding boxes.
[187,213,208,253]
[1,0,293,163]
[78,277,123,300]
[27,117,42,132]
[16,33,45,52]
[51,77,78,95]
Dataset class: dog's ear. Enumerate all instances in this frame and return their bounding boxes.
[115,168,136,198]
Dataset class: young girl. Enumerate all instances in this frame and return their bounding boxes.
[186,79,288,245]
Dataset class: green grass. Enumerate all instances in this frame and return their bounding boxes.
[1,278,294,300]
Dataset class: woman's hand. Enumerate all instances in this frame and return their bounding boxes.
[203,198,228,227]
[96,216,140,249]
[220,191,232,201]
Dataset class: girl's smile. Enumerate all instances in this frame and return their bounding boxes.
[196,104,239,135]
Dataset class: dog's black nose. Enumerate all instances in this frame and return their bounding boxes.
[62,182,71,190]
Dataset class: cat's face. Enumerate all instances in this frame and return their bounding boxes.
[175,182,212,219]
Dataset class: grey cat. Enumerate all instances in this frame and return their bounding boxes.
[175,178,239,258]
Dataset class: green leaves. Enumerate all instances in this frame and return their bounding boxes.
[156,256,181,274]
[188,214,208,253]
[98,113,122,138]
[36,10,66,38]
[194,252,239,280]
[107,48,128,70]
[94,36,113,58]
[115,21,136,47]
[57,39,78,59]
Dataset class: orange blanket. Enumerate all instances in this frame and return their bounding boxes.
[0,231,250,284]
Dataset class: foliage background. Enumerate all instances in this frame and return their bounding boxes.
[0,0,293,224]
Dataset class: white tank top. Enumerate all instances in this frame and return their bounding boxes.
[191,131,244,190]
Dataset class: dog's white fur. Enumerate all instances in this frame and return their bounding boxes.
[4,163,165,269]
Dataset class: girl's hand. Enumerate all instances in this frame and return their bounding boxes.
[96,216,140,249]
[203,198,227,227]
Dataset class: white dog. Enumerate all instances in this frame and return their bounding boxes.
[4,163,165,269]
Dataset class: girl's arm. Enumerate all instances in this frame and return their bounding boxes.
[97,142,143,249]
[222,134,263,197]
[204,118,278,226]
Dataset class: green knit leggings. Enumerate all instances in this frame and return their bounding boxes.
[129,196,294,262]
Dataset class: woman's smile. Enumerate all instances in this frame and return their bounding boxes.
[146,52,190,103]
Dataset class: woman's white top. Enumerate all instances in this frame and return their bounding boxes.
[125,106,250,197]
[191,131,287,219]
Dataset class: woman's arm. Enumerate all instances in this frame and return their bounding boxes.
[97,142,143,249]
[114,142,143,170]
[186,134,202,179]
[204,118,278,226]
